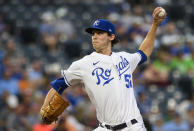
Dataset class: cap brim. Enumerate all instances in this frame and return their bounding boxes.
[85,27,108,34]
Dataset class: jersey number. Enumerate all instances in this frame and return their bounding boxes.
[124,74,132,88]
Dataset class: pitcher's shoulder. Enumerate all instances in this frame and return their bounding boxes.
[73,53,94,65]
[113,51,130,56]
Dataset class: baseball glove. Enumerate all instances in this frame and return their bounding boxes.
[40,90,70,124]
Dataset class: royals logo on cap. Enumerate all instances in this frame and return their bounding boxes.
[94,20,100,26]
[85,19,116,35]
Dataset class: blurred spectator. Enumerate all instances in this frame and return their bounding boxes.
[151,47,171,85]
[136,92,153,131]
[168,42,183,57]
[38,10,70,64]
[168,48,193,98]
[0,93,19,129]
[153,47,171,78]
[39,11,62,63]
[11,63,23,80]
[182,41,192,57]
[6,103,32,131]
[0,91,10,130]
[19,69,31,92]
[160,22,181,46]
[41,33,58,55]
[186,104,194,130]
[162,112,190,131]
[28,60,42,82]
[143,62,169,85]
[152,114,165,131]
[0,69,19,96]
[5,39,23,58]
[0,55,13,75]
[133,68,146,98]
[120,3,133,29]
[75,92,98,129]
[177,95,194,130]
[39,11,55,35]
[137,92,152,118]
[66,84,84,109]
[131,5,144,25]
[127,21,145,45]
[54,8,75,42]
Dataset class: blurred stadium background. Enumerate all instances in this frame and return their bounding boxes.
[0,0,193,131]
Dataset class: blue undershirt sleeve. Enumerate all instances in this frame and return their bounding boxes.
[137,50,147,65]
[51,77,69,94]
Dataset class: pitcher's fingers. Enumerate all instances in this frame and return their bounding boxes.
[153,7,162,14]
[153,7,163,18]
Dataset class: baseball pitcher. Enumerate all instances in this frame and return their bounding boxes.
[40,7,166,131]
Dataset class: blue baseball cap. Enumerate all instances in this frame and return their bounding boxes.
[85,19,116,35]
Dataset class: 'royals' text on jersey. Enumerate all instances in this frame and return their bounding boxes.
[62,51,145,125]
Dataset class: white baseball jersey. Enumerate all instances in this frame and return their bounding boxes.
[61,51,144,125]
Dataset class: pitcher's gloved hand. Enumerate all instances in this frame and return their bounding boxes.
[40,92,70,124]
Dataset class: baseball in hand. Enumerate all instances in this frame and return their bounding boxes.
[158,8,166,17]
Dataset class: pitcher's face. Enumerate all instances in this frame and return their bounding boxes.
[92,30,113,52]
